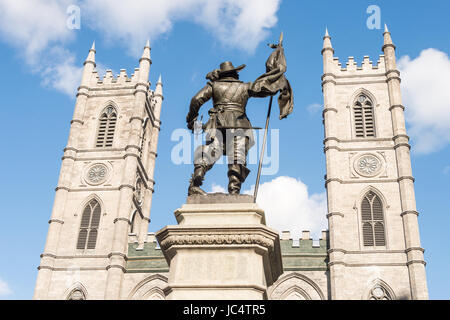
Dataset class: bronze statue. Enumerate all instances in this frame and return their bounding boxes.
[186,34,293,196]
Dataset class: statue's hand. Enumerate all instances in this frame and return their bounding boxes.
[186,114,197,132]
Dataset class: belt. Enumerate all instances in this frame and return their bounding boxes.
[213,104,243,112]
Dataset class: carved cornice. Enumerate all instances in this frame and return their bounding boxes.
[405,247,425,253]
[401,210,419,217]
[324,145,395,153]
[153,93,164,100]
[406,260,426,266]
[394,143,411,150]
[48,219,64,225]
[329,261,406,267]
[321,73,336,80]
[125,144,141,152]
[55,186,70,192]
[138,57,152,65]
[321,47,335,55]
[38,266,106,271]
[107,252,128,260]
[382,43,396,51]
[70,119,84,125]
[322,107,338,116]
[321,79,337,87]
[327,212,344,219]
[389,104,405,111]
[328,248,408,255]
[63,146,77,153]
[75,92,89,98]
[397,176,415,183]
[134,89,147,95]
[386,75,401,83]
[118,184,134,191]
[114,217,131,224]
[61,156,76,161]
[159,234,275,251]
[385,69,400,77]
[106,264,127,272]
[123,153,139,160]
[393,134,410,141]
[323,137,339,144]
[129,116,144,123]
[325,178,400,187]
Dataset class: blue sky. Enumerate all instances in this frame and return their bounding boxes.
[0,0,449,299]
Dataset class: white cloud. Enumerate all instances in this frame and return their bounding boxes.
[0,277,12,297]
[398,48,450,154]
[210,183,227,193]
[0,0,281,96]
[306,103,322,114]
[81,0,281,55]
[0,0,82,96]
[0,0,73,59]
[244,176,328,240]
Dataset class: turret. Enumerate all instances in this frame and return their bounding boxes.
[138,39,152,83]
[80,41,96,87]
[322,28,334,73]
[382,24,397,71]
[153,74,163,120]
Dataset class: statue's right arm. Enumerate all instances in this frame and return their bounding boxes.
[186,83,213,129]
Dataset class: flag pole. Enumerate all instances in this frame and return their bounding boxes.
[253,95,273,202]
[253,32,283,202]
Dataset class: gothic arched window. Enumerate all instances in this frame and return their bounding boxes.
[354,94,375,138]
[67,289,86,300]
[369,285,392,300]
[361,191,386,247]
[96,106,117,147]
[77,199,101,249]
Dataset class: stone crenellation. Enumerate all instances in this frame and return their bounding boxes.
[330,55,386,74]
[90,68,146,87]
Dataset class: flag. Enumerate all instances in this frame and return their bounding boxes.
[250,42,294,119]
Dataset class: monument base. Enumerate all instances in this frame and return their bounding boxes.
[155,194,283,300]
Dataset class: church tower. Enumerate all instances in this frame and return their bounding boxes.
[322,27,428,300]
[34,41,163,300]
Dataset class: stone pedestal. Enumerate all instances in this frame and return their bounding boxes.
[155,194,283,300]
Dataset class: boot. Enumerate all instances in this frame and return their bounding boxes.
[188,165,208,196]
[227,164,250,195]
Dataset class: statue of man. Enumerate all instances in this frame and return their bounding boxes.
[186,61,259,195]
[186,38,293,196]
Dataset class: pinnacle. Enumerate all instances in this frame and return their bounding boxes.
[322,27,333,52]
[383,24,394,47]
[140,40,151,61]
[85,41,96,65]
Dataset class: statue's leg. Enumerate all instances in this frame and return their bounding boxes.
[188,135,223,196]
[226,132,250,194]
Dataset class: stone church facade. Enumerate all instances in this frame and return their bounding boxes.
[34,28,428,300]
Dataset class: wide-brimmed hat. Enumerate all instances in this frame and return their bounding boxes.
[218,61,246,75]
